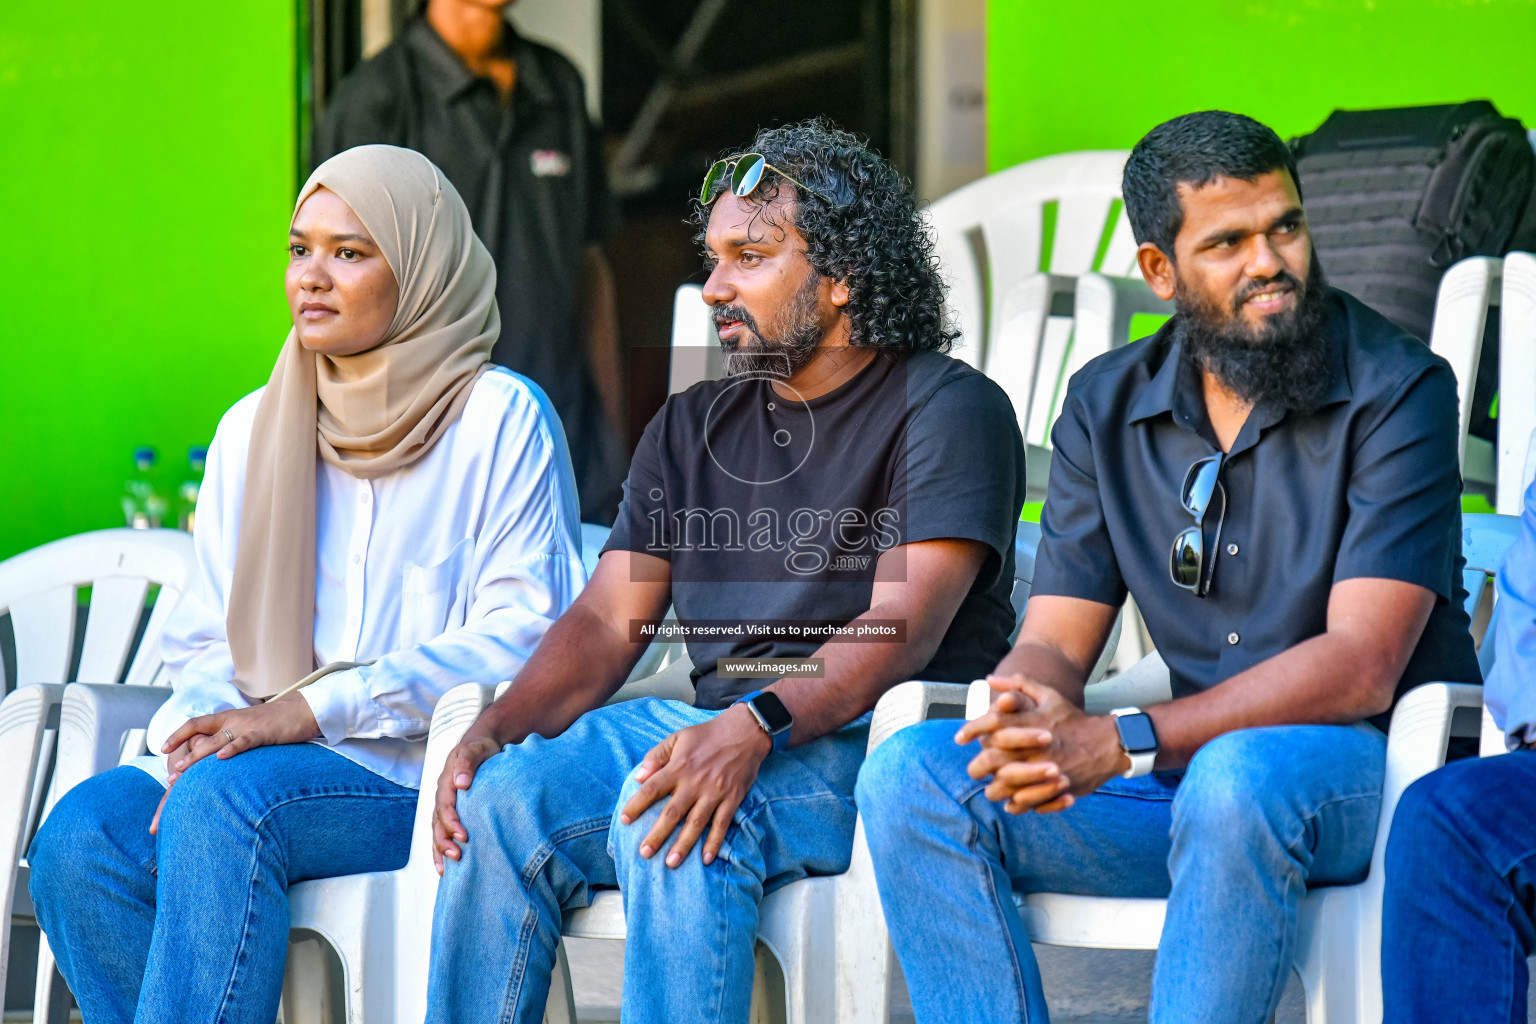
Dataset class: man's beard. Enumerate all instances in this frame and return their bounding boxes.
[1175,256,1333,413]
[716,268,825,379]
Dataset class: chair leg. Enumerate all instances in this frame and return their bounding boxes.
[749,943,788,1024]
[33,932,71,1024]
[543,941,578,1024]
[282,932,344,1024]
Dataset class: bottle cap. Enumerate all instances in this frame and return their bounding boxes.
[188,445,209,464]
[133,446,157,466]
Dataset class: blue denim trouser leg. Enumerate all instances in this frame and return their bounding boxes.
[27,744,416,1024]
[425,697,867,1024]
[1383,749,1536,1023]
[856,719,1385,1024]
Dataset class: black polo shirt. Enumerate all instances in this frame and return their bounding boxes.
[1032,288,1480,727]
[314,16,625,521]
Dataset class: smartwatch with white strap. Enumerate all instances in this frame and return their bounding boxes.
[1109,707,1159,778]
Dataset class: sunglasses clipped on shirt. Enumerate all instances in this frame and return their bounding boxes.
[698,153,834,206]
[1169,453,1227,598]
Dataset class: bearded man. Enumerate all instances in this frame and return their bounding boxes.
[856,110,1479,1023]
[421,119,1026,1023]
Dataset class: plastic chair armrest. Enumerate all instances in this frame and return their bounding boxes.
[45,683,172,814]
[1084,652,1172,715]
[1374,682,1484,848]
[867,681,969,754]
[1072,273,1174,362]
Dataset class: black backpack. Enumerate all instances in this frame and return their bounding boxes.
[1291,102,1536,441]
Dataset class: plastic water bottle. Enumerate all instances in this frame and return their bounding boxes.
[122,447,168,529]
[178,446,207,532]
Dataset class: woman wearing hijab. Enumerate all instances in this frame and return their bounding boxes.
[27,145,586,1024]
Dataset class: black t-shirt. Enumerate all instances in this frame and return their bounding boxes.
[605,349,1027,710]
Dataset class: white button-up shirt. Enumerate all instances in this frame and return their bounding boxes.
[143,368,587,789]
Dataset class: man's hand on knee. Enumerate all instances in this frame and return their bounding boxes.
[619,706,772,868]
[433,736,502,874]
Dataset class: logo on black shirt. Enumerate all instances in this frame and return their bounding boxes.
[645,494,902,576]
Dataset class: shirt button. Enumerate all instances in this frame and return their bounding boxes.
[352,554,362,565]
[1227,632,1240,645]
[360,492,371,504]
[1226,543,1239,556]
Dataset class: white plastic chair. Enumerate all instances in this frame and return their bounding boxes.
[974,160,1140,435]
[669,283,721,395]
[931,155,1161,680]
[1070,273,1174,370]
[926,151,1139,372]
[1428,256,1503,491]
[944,512,1516,1024]
[0,527,197,1023]
[544,679,973,1024]
[16,526,630,1024]
[993,267,1170,458]
[281,681,500,1024]
[1498,251,1536,516]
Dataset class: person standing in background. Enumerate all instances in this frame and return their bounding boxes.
[315,0,626,522]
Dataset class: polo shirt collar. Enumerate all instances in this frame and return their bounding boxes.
[1126,323,1194,427]
[404,15,558,107]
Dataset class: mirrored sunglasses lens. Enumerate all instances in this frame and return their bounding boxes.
[1171,527,1203,588]
[700,161,728,204]
[1182,457,1221,516]
[732,155,765,196]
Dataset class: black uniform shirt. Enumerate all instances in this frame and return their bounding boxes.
[315,16,624,519]
[1031,289,1480,729]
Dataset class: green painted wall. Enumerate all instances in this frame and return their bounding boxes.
[0,3,297,562]
[988,0,1536,170]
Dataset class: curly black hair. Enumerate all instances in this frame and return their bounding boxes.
[690,118,956,352]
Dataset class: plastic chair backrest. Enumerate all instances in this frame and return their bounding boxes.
[669,283,721,395]
[1460,512,1521,679]
[0,528,197,695]
[1427,256,1503,470]
[1499,252,1536,514]
[1010,521,1040,634]
[926,151,1136,370]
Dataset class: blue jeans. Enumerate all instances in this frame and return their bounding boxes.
[856,719,1387,1024]
[425,697,868,1024]
[1384,749,1536,1023]
[27,744,416,1024]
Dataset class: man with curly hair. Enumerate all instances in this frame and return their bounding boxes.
[421,118,1026,1022]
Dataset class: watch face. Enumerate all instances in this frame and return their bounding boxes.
[750,692,794,733]
[1115,713,1158,754]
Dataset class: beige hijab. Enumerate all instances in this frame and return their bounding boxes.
[227,145,497,699]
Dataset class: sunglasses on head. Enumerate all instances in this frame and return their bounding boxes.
[1169,453,1226,598]
[699,153,832,206]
